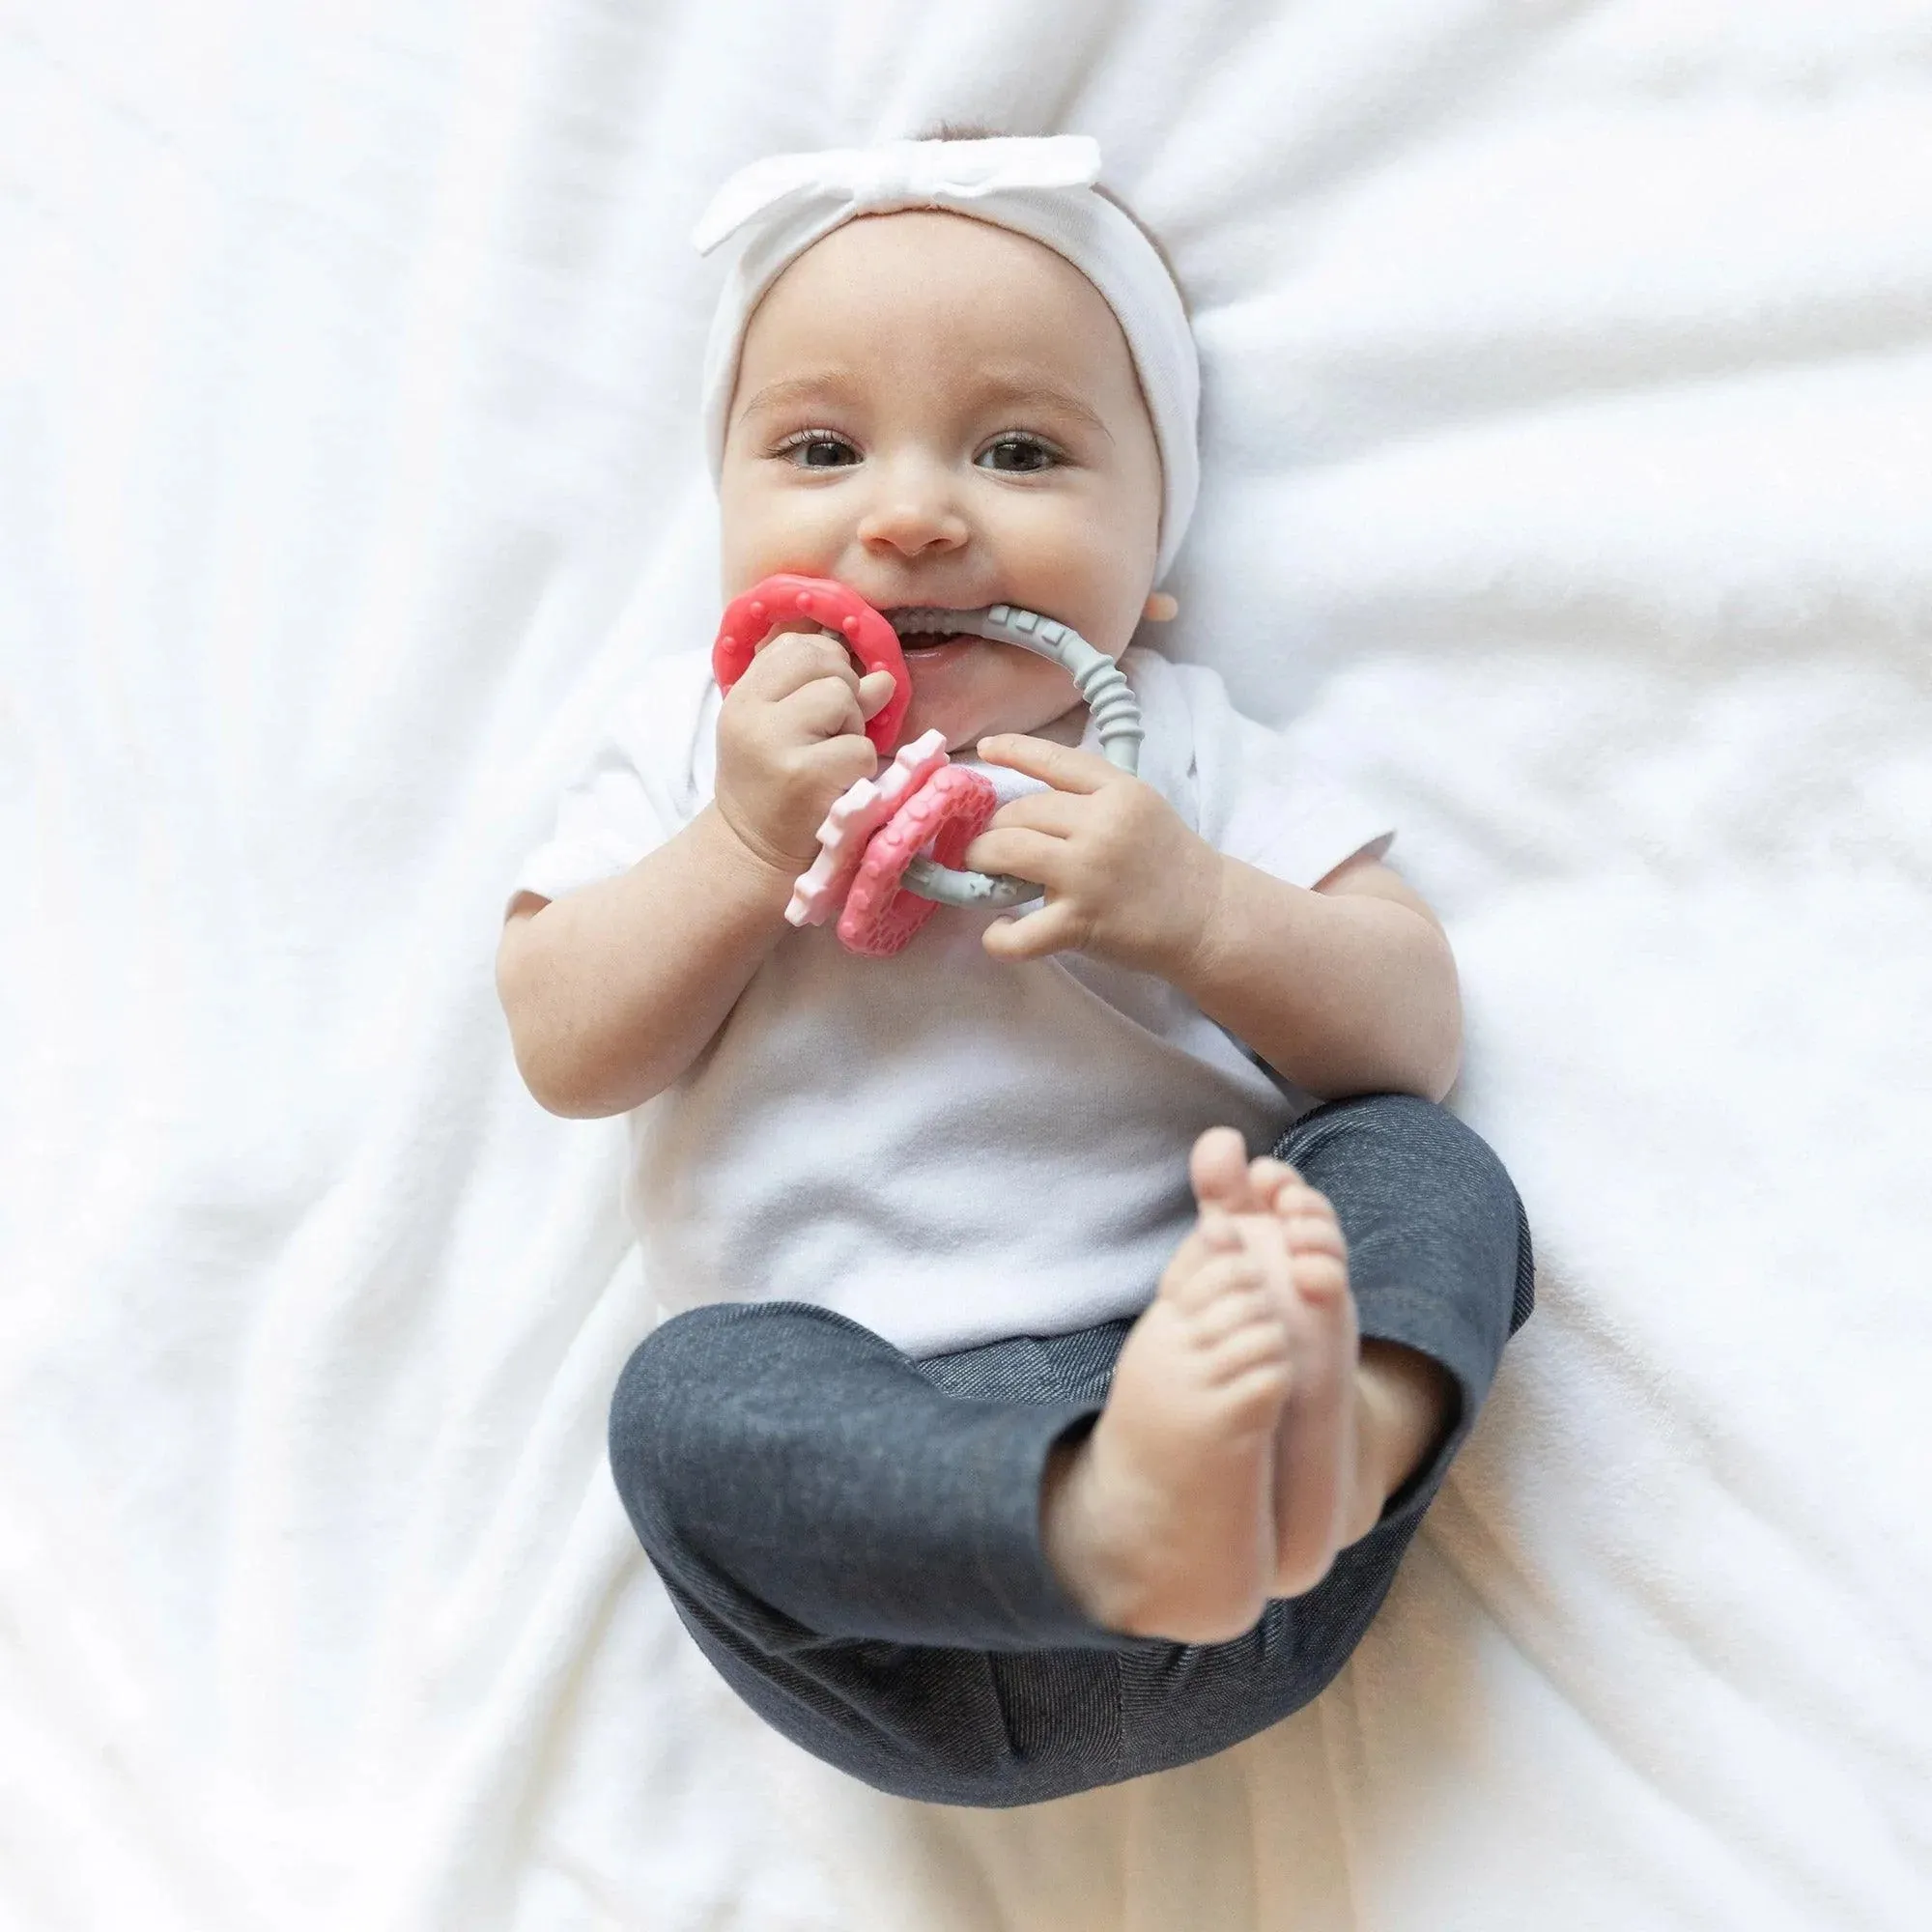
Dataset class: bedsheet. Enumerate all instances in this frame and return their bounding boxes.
[4,1,1930,1925]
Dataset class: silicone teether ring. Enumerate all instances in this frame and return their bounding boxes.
[712,574,911,754]
[784,729,949,928]
[896,603,1143,911]
[837,765,1000,958]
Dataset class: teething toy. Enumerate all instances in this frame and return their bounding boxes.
[836,764,1000,957]
[784,729,950,927]
[888,602,1143,912]
[713,574,911,753]
[710,575,1145,957]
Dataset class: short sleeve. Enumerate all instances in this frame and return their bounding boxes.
[1153,658,1395,890]
[511,651,720,905]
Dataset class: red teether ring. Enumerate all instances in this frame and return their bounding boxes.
[837,766,1000,958]
[711,574,910,753]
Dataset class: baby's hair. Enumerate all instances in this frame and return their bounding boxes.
[914,122,1188,311]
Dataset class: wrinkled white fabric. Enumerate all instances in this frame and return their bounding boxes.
[694,135,1202,581]
[5,4,1932,1930]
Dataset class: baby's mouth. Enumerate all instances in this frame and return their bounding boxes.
[885,607,985,655]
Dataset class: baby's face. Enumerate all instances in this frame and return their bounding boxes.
[719,211,1165,751]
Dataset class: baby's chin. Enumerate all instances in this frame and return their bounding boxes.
[897,695,1073,756]
[895,642,1080,753]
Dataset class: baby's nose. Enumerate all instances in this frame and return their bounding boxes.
[857,486,969,558]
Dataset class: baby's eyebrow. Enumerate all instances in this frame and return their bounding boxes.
[734,369,1117,442]
[972,376,1115,442]
[735,373,863,421]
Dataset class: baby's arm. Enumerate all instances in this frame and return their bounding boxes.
[1167,854,1461,1103]
[965,735,1461,1103]
[497,634,895,1117]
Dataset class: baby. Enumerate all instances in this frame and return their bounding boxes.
[498,135,1530,1807]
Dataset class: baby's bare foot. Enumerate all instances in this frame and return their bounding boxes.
[1248,1160,1362,1597]
[1188,1146,1365,1597]
[1040,1128,1294,1643]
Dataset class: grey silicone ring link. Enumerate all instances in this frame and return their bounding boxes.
[895,606,1142,911]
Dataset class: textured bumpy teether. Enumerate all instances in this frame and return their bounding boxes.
[835,765,1000,958]
[711,573,910,753]
[784,730,949,928]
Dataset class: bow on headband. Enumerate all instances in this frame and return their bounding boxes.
[692,135,1104,256]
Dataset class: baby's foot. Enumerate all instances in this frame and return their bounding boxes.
[1039,1128,1295,1644]
[1245,1156,1362,1597]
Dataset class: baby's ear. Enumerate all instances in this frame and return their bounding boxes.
[1143,592,1179,622]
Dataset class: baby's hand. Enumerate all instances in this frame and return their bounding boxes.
[963,735,1223,976]
[714,630,898,878]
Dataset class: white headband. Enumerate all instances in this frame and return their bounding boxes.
[693,135,1199,582]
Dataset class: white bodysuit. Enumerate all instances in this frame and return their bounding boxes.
[516,646,1390,1358]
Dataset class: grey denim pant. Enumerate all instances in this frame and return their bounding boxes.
[610,1094,1533,1808]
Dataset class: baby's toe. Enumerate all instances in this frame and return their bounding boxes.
[1268,1175,1330,1218]
[1288,1244,1350,1309]
[1163,1247,1264,1319]
[1281,1206,1347,1260]
[1189,1127,1261,1215]
[1159,1208,1246,1298]
[1207,1329,1294,1412]
[1188,1277,1287,1354]
[1182,1282,1293,1399]
[1247,1155,1298,1208]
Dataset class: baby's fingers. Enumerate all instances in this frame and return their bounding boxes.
[960,824,1067,887]
[981,899,1084,963]
[986,788,1085,837]
[856,669,899,721]
[778,672,869,741]
[741,631,861,703]
[805,729,882,793]
[977,733,1116,794]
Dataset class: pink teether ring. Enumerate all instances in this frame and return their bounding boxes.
[837,765,1000,959]
[711,574,910,754]
[784,729,950,928]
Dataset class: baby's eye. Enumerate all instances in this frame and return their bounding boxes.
[777,430,860,469]
[976,434,1060,474]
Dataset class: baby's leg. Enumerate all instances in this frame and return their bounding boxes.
[610,1301,1134,1807]
[611,1303,1107,1655]
[611,1096,1529,1805]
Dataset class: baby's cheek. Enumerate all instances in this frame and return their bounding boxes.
[718,485,841,592]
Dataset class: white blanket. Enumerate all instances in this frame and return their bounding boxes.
[5,2,1929,1925]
